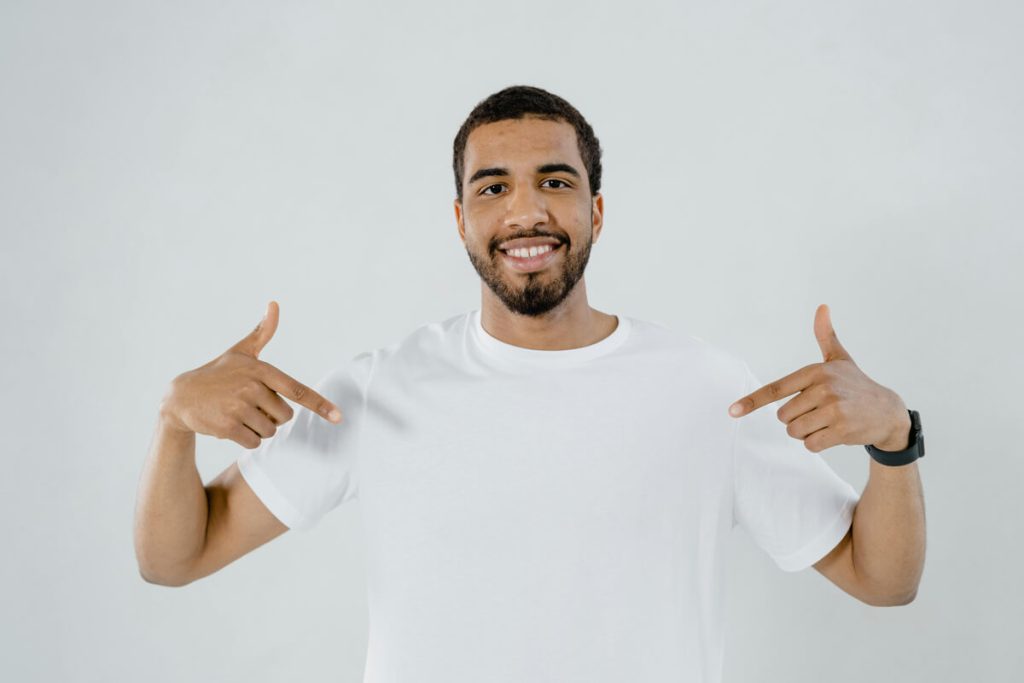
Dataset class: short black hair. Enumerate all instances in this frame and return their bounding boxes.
[452,85,603,203]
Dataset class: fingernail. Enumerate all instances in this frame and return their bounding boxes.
[729,403,743,417]
[328,409,342,422]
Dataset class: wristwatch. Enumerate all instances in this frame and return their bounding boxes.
[864,409,924,467]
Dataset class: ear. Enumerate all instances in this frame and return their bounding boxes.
[591,193,604,244]
[454,197,465,244]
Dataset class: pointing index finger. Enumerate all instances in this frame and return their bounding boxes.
[729,363,819,417]
[257,362,342,423]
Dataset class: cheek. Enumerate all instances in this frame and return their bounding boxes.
[559,209,586,239]
[559,197,589,224]
[461,203,495,234]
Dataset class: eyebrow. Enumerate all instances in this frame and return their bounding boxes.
[467,163,582,186]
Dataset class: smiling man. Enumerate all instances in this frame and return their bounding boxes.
[136,85,926,683]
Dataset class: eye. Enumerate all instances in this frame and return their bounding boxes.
[542,178,571,189]
[480,183,505,196]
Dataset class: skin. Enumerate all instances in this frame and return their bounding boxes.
[138,113,924,605]
[134,302,339,585]
[453,115,619,350]
[730,304,925,605]
[455,117,924,605]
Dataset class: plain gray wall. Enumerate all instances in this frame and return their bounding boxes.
[2,1,1020,681]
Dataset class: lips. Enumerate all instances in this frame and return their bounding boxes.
[500,243,563,273]
[499,236,563,251]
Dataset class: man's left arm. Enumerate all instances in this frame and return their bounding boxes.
[814,409,925,606]
[729,304,926,606]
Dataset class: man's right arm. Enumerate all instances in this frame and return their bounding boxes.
[133,300,342,586]
[133,412,288,587]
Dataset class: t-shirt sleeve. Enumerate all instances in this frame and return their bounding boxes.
[731,360,861,572]
[236,350,375,532]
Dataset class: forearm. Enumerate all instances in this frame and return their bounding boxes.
[133,410,208,586]
[851,457,926,604]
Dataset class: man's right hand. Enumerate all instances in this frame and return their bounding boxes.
[159,301,343,449]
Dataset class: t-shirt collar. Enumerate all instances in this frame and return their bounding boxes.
[469,307,631,370]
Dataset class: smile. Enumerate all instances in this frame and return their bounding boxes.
[499,243,563,273]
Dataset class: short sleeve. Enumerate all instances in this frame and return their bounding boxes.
[236,350,375,532]
[731,360,861,572]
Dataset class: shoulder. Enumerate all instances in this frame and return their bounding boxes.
[314,349,377,400]
[626,315,748,382]
[379,310,465,358]
[308,313,468,402]
[346,310,471,381]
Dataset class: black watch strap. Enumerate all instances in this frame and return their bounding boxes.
[864,409,924,467]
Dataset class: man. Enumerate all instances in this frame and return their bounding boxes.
[134,85,926,682]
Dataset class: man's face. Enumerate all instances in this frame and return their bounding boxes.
[454,116,603,317]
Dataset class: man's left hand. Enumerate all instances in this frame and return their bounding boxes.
[728,304,911,453]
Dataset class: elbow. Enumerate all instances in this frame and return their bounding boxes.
[861,587,918,607]
[137,562,194,588]
[134,539,198,587]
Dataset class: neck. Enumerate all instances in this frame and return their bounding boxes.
[478,278,618,351]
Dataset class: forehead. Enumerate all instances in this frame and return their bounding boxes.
[464,116,581,170]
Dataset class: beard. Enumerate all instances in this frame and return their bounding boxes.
[464,213,594,318]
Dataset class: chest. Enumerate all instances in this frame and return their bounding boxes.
[357,369,733,534]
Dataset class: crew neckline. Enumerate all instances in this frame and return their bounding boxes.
[470,308,631,370]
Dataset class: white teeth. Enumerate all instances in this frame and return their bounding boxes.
[507,244,554,258]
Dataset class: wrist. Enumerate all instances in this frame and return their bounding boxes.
[873,407,912,452]
[865,408,924,466]
[157,401,192,438]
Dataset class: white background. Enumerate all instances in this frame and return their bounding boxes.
[1,1,1020,681]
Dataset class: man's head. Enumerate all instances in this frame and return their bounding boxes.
[452,85,605,317]
[452,85,603,204]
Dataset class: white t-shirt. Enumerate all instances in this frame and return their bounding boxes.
[237,309,860,683]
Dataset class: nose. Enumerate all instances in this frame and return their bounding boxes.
[503,183,549,232]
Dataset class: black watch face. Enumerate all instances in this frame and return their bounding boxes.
[910,410,923,457]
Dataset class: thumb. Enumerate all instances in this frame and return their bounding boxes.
[814,303,854,363]
[229,300,280,358]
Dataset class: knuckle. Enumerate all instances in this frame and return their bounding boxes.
[253,359,274,378]
[226,397,246,417]
[213,414,234,436]
[292,384,307,402]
